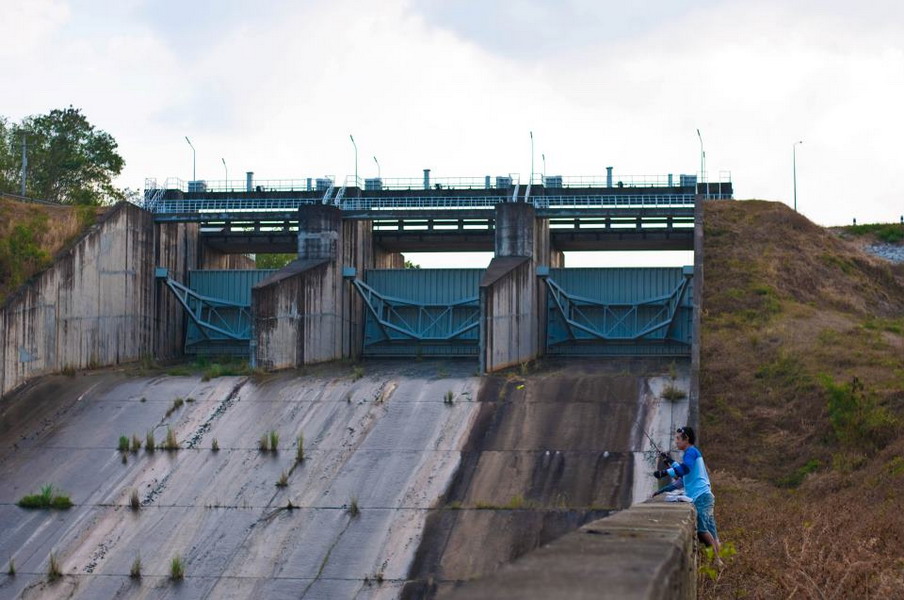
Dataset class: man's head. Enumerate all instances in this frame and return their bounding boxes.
[674,426,696,450]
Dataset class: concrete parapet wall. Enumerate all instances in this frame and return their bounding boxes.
[1,203,196,398]
[443,501,697,600]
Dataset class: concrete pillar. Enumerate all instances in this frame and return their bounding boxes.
[298,205,342,260]
[495,203,536,258]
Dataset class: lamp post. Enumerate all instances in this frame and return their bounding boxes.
[793,140,803,212]
[541,153,546,182]
[20,132,28,196]
[530,131,534,184]
[185,136,196,182]
[221,157,227,190]
[349,134,358,186]
[696,129,705,199]
[373,156,381,179]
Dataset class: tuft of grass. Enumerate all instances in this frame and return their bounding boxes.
[661,384,687,402]
[211,438,219,452]
[169,555,184,581]
[165,397,184,418]
[131,434,142,453]
[286,499,297,510]
[295,435,305,463]
[269,430,279,452]
[129,556,141,579]
[348,497,360,518]
[18,485,73,509]
[821,375,897,455]
[139,397,147,403]
[7,557,15,576]
[443,390,455,405]
[185,397,195,403]
[145,431,156,453]
[276,470,289,487]
[130,488,140,510]
[351,365,364,381]
[118,435,130,452]
[162,427,179,451]
[446,500,463,510]
[47,552,62,582]
[60,365,76,377]
[777,459,821,488]
[503,494,530,509]
[259,434,270,452]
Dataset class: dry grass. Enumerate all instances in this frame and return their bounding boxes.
[699,201,904,599]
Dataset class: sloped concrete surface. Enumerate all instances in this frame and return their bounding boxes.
[0,362,480,599]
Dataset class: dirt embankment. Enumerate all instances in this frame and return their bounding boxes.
[0,197,107,304]
[699,201,904,598]
[403,359,687,599]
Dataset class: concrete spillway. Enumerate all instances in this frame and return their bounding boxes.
[0,359,687,599]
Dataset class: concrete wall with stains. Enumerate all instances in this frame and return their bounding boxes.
[199,244,256,270]
[480,257,537,372]
[0,203,197,398]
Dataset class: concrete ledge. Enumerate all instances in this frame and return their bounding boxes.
[443,501,696,600]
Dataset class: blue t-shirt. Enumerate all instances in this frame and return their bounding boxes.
[665,446,712,501]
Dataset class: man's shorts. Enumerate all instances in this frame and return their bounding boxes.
[694,492,718,539]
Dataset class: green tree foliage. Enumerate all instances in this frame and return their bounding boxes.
[255,253,296,269]
[0,107,125,205]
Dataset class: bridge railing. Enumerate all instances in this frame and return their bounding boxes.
[345,174,522,191]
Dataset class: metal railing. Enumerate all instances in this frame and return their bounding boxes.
[345,174,522,190]
[148,177,335,193]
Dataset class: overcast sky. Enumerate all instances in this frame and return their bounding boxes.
[3,0,903,228]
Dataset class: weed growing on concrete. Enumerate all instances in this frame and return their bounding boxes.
[474,500,494,510]
[139,397,147,403]
[60,365,76,377]
[258,434,269,452]
[668,360,678,380]
[165,398,184,418]
[276,470,289,487]
[211,438,219,452]
[47,552,62,582]
[437,367,449,378]
[503,494,529,509]
[130,488,140,511]
[443,390,454,405]
[7,557,15,576]
[269,430,279,452]
[375,572,384,584]
[185,397,195,403]
[118,435,130,452]
[131,434,142,453]
[348,497,360,518]
[446,500,462,510]
[351,365,364,381]
[146,431,155,453]
[169,555,184,580]
[295,435,305,463]
[662,385,687,402]
[129,555,141,579]
[18,485,73,509]
[162,427,179,451]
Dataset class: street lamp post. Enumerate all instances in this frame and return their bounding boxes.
[541,153,546,182]
[793,140,803,212]
[349,134,358,186]
[221,157,227,190]
[185,136,196,181]
[530,131,534,184]
[696,129,705,200]
[373,156,381,179]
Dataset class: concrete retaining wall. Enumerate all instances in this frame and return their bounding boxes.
[0,203,197,398]
[480,257,537,372]
[443,501,697,600]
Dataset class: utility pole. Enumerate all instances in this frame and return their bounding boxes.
[793,140,803,212]
[20,133,28,196]
[185,136,196,181]
[349,134,357,186]
[696,129,705,200]
[530,131,534,184]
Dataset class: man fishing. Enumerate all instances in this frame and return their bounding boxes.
[653,426,723,567]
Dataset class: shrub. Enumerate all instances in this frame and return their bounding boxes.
[821,375,897,455]
[259,434,270,452]
[146,431,156,453]
[351,366,364,381]
[276,471,289,487]
[129,556,141,579]
[443,390,454,405]
[777,459,821,488]
[7,557,15,576]
[165,398,184,418]
[269,430,279,452]
[348,497,360,518]
[162,427,179,451]
[661,384,687,402]
[130,488,140,510]
[295,435,305,463]
[169,555,184,580]
[47,552,62,581]
[211,438,219,452]
[18,485,73,509]
[118,435,130,452]
[130,434,141,453]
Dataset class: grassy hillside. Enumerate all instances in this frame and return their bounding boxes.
[699,201,904,598]
[0,196,106,304]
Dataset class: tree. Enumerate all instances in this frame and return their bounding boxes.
[1,107,125,205]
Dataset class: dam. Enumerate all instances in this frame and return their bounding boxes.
[0,171,730,598]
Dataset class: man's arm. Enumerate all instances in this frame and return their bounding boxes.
[666,446,699,478]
